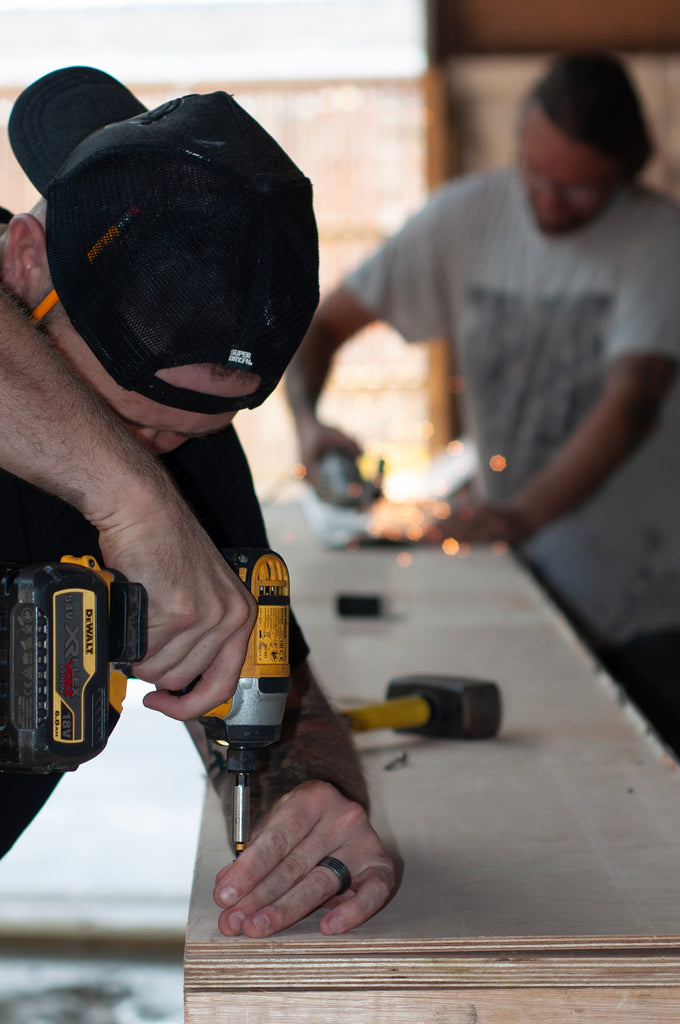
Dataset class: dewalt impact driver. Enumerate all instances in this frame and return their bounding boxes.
[0,548,291,856]
[199,548,290,854]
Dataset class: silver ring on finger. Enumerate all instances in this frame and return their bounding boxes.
[316,856,352,895]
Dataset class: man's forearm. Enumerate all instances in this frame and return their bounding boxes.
[256,660,368,815]
[509,400,642,534]
[0,290,170,521]
[442,354,678,546]
[510,353,677,534]
[0,292,256,715]
[190,660,369,826]
[285,327,336,422]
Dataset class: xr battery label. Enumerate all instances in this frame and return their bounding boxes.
[52,589,96,743]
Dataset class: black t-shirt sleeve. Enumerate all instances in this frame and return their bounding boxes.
[0,468,101,564]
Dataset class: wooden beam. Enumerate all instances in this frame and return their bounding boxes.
[423,66,458,449]
[430,0,680,56]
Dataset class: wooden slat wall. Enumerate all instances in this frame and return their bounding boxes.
[428,0,680,57]
[423,66,459,447]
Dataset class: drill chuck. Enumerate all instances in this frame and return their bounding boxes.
[200,548,291,857]
[200,675,289,748]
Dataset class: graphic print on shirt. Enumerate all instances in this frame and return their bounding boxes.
[464,286,613,498]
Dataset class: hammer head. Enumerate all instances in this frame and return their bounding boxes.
[386,674,501,740]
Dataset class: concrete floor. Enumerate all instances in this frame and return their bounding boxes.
[0,950,184,1024]
[0,682,208,1023]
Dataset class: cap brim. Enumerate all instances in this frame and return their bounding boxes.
[9,66,147,196]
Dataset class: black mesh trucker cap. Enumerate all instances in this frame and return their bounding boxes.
[8,67,319,413]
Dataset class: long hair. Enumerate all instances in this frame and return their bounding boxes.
[528,53,653,179]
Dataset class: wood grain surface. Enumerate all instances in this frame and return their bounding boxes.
[185,497,680,1022]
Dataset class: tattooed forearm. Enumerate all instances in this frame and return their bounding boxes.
[184,660,369,829]
[252,660,369,823]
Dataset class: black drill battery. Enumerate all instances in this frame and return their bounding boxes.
[0,558,146,773]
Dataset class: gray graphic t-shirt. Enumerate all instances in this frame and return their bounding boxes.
[346,169,680,645]
[465,287,611,498]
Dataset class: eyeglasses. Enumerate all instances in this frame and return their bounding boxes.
[522,170,617,208]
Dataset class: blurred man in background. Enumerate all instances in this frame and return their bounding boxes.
[286,53,680,753]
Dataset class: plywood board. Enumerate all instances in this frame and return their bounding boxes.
[185,498,680,1022]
